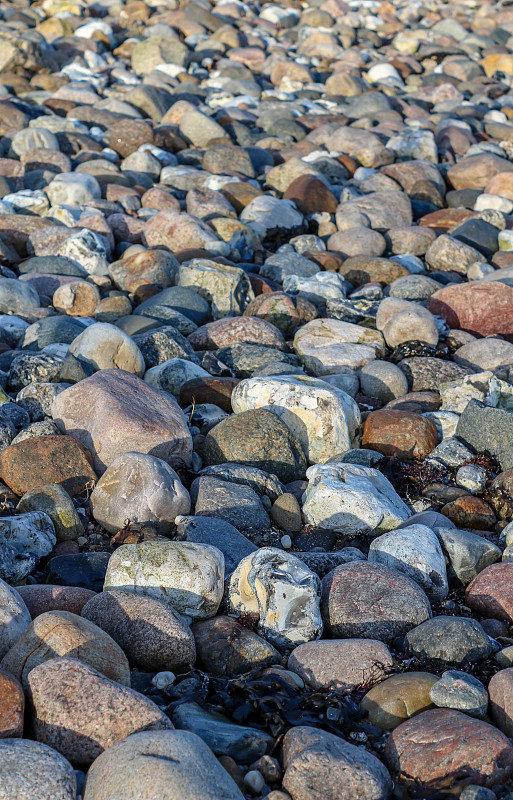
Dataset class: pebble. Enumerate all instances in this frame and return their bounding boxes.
[0,0,513,789]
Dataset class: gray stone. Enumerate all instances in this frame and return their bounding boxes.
[435,528,501,586]
[83,730,245,800]
[175,515,257,577]
[0,739,77,800]
[0,577,31,659]
[456,400,513,470]
[404,616,493,665]
[90,452,190,535]
[429,670,488,718]
[172,701,273,763]
[192,475,270,532]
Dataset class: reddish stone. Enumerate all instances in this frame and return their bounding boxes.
[140,187,180,213]
[385,709,513,787]
[283,175,338,215]
[0,435,97,497]
[362,409,439,460]
[491,251,513,269]
[441,496,496,531]
[188,316,286,352]
[428,282,513,337]
[485,171,513,201]
[295,113,349,131]
[50,541,80,557]
[0,215,55,256]
[220,182,263,213]
[0,667,24,738]
[418,208,475,232]
[321,561,431,642]
[179,377,239,413]
[108,119,154,158]
[248,273,280,295]
[448,153,513,191]
[489,668,513,737]
[466,563,513,622]
[243,292,302,335]
[305,251,344,272]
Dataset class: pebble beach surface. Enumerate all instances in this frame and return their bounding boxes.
[2,0,513,797]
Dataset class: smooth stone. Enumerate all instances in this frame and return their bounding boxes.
[172,701,273,764]
[361,672,438,731]
[466,563,513,621]
[321,561,431,643]
[231,375,360,465]
[27,657,172,766]
[15,585,96,618]
[385,709,513,787]
[192,475,270,533]
[52,369,192,474]
[45,552,110,592]
[435,528,501,586]
[429,670,488,719]
[404,616,493,665]
[68,322,144,376]
[90,452,190,535]
[17,483,83,541]
[0,739,77,800]
[192,615,279,677]
[104,540,224,620]
[294,318,384,376]
[81,589,195,672]
[175,515,256,577]
[282,726,392,800]
[1,609,130,691]
[288,639,394,695]
[362,409,439,460]
[358,361,408,402]
[369,524,448,602]
[0,578,31,659]
[82,730,245,800]
[302,463,411,538]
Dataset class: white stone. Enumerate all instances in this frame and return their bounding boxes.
[386,129,437,162]
[294,319,384,376]
[144,358,210,396]
[0,511,56,560]
[47,172,101,207]
[367,63,403,84]
[57,229,109,276]
[69,322,145,375]
[226,547,322,649]
[231,375,360,465]
[499,230,513,251]
[90,452,191,535]
[474,194,513,214]
[376,297,439,348]
[369,524,449,602]
[282,273,346,307]
[240,196,303,236]
[423,410,459,440]
[104,540,224,620]
[302,463,411,538]
[439,372,493,414]
[0,578,31,659]
[455,464,487,494]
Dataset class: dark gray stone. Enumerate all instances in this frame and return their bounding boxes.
[435,527,501,586]
[456,399,513,471]
[175,514,257,576]
[191,475,270,532]
[404,616,493,665]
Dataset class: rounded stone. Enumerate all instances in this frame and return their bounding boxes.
[384,709,513,787]
[321,561,431,643]
[0,739,77,800]
[27,657,173,766]
[288,639,394,695]
[403,616,493,665]
[53,281,100,318]
[358,361,408,402]
[362,409,439,460]
[81,589,196,672]
[361,672,438,731]
[90,452,190,535]
[69,322,145,376]
[82,730,245,800]
[1,609,130,690]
